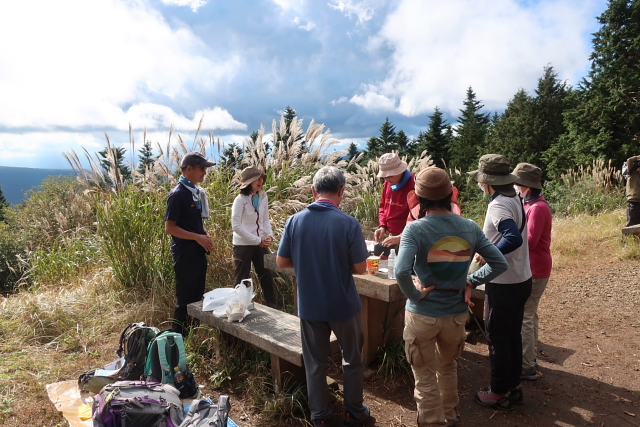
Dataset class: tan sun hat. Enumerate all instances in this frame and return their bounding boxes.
[239,166,267,189]
[415,167,452,201]
[468,154,518,185]
[513,163,543,189]
[377,153,408,178]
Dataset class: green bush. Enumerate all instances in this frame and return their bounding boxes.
[95,186,174,299]
[0,223,26,294]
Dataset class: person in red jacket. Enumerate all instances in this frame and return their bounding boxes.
[513,163,553,381]
[374,153,415,255]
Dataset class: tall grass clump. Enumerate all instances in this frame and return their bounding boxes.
[546,159,624,216]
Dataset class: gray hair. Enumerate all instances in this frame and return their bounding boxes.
[313,166,345,195]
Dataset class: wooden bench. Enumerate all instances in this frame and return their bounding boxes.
[187,300,338,392]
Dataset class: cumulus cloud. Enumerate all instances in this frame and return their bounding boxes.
[126,104,247,131]
[0,0,242,131]
[351,0,604,116]
[330,97,349,105]
[160,0,208,12]
[349,90,396,111]
[328,0,375,24]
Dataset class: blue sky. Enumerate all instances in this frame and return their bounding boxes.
[0,0,608,169]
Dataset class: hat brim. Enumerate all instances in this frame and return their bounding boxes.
[515,177,542,189]
[377,161,408,178]
[468,170,519,185]
[239,172,267,189]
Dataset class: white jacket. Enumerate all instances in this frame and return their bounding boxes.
[231,191,274,246]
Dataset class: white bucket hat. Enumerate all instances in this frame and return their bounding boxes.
[377,153,407,178]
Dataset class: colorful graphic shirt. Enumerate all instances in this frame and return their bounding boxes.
[396,213,508,318]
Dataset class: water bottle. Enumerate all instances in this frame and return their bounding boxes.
[387,249,396,280]
[174,366,185,383]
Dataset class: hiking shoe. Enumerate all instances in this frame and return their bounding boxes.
[509,386,524,405]
[313,419,331,427]
[344,405,371,427]
[520,368,539,380]
[474,389,513,411]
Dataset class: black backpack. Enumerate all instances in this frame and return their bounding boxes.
[116,322,160,380]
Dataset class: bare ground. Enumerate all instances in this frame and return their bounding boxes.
[29,251,640,427]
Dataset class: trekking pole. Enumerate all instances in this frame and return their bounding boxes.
[468,305,489,342]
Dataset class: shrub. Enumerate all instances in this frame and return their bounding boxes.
[0,223,26,294]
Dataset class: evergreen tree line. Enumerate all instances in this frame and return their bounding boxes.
[34,0,637,195]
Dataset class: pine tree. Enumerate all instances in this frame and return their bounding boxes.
[365,117,398,161]
[137,141,157,174]
[346,142,360,162]
[396,130,414,157]
[551,0,640,175]
[220,142,245,170]
[449,87,490,173]
[415,107,452,167]
[99,146,132,182]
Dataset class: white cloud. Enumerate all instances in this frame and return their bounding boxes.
[330,97,349,105]
[0,0,241,131]
[293,17,316,31]
[328,0,375,24]
[126,104,247,131]
[349,90,396,111]
[160,0,208,12]
[352,0,604,116]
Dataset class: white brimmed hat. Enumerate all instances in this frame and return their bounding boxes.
[377,153,407,178]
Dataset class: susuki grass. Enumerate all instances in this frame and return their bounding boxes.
[0,114,636,426]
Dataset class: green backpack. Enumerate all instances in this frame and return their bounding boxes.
[144,331,199,399]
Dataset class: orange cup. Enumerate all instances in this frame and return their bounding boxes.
[366,256,380,274]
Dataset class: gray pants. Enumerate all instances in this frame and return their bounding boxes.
[521,277,549,371]
[300,314,367,422]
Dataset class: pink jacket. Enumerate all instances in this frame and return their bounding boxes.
[525,196,552,278]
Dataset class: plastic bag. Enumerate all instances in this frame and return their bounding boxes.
[202,287,235,311]
[225,279,255,323]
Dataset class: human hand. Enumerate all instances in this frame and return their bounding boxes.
[382,235,401,247]
[474,253,485,265]
[413,276,435,299]
[374,227,386,242]
[197,234,215,253]
[259,237,272,247]
[465,280,475,307]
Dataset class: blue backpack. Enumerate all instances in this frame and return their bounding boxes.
[144,331,199,399]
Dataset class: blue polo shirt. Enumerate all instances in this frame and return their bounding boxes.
[278,201,370,322]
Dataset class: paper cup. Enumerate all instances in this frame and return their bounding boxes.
[366,256,380,274]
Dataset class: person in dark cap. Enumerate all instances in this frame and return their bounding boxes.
[469,154,532,410]
[395,167,507,427]
[165,151,216,336]
[512,163,552,381]
[231,166,279,308]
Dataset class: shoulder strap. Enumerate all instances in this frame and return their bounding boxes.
[155,336,172,383]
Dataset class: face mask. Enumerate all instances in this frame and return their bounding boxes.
[478,182,488,193]
[514,185,521,195]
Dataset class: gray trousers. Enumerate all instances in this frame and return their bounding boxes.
[300,313,367,422]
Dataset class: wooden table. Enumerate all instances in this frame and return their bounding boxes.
[264,253,406,366]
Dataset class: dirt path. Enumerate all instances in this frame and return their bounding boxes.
[353,256,640,427]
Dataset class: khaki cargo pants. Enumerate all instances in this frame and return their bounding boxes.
[404,310,467,427]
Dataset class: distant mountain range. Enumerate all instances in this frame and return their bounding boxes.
[0,166,77,205]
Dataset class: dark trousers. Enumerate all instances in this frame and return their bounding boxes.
[172,243,207,335]
[233,245,278,307]
[485,278,532,394]
[627,201,640,226]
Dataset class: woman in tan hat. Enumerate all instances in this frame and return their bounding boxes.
[231,166,279,308]
[395,167,507,427]
[512,163,552,381]
[374,153,415,253]
[469,154,532,410]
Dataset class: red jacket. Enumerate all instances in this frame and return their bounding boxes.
[379,174,415,234]
[525,196,552,279]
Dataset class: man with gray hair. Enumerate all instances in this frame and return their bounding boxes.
[277,166,372,427]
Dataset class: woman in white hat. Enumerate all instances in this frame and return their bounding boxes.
[374,153,415,253]
[231,166,279,308]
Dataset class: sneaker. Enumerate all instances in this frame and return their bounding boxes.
[474,389,513,411]
[509,386,524,405]
[520,368,539,380]
[313,419,331,427]
[344,405,371,427]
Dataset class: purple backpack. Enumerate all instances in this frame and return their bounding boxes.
[92,381,184,427]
